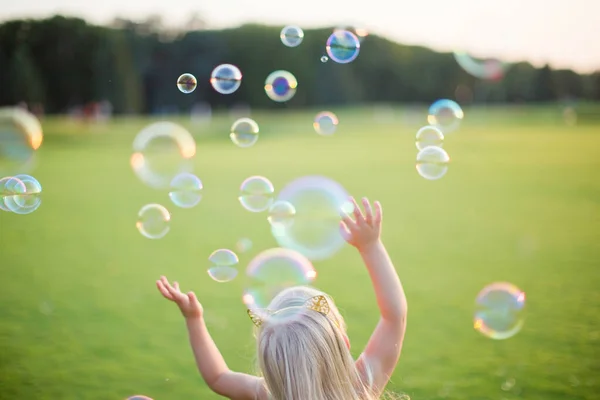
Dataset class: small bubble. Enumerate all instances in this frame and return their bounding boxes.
[239,176,274,212]
[280,25,304,47]
[264,70,297,103]
[207,249,239,283]
[177,73,197,94]
[210,64,242,95]
[230,118,259,148]
[136,204,171,239]
[320,56,328,63]
[313,111,339,135]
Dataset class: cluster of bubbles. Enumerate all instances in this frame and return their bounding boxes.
[131,26,526,347]
[0,108,44,215]
[132,26,360,333]
[414,99,464,180]
[410,48,513,181]
[0,22,526,400]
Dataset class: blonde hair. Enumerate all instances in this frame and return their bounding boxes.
[254,286,377,400]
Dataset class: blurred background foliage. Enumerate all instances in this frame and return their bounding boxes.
[0,15,598,115]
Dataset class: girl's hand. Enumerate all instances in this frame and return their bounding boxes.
[340,197,383,252]
[156,276,203,320]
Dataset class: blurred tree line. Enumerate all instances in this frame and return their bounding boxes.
[0,15,598,115]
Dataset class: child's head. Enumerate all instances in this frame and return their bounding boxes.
[250,286,375,400]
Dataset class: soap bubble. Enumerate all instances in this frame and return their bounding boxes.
[0,107,43,177]
[313,112,339,135]
[415,125,444,150]
[454,52,508,81]
[169,173,203,208]
[326,30,361,64]
[207,249,239,283]
[3,174,42,215]
[136,204,171,239]
[280,25,304,47]
[474,282,526,340]
[177,73,197,94]
[271,175,351,260]
[264,70,297,103]
[416,146,450,180]
[320,56,329,63]
[230,118,259,148]
[243,247,317,314]
[427,99,464,133]
[210,64,242,95]
[126,396,153,400]
[131,122,196,189]
[268,200,296,228]
[239,176,274,212]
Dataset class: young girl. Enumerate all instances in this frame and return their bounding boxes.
[157,197,408,399]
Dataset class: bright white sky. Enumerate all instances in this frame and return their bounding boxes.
[2,0,599,73]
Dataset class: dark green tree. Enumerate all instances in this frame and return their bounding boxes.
[7,45,45,105]
[532,64,557,102]
[0,16,596,114]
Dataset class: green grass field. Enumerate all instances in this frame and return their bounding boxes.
[1,104,599,400]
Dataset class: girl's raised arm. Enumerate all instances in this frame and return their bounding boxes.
[340,198,408,393]
[156,276,266,400]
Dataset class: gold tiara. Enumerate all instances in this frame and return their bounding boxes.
[247,295,331,328]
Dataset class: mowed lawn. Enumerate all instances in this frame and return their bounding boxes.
[0,105,599,400]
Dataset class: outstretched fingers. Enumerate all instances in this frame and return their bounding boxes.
[160,276,185,302]
[362,197,374,225]
[339,220,352,242]
[374,200,383,226]
[157,280,174,301]
[349,197,365,223]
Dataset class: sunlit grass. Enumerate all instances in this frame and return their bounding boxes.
[1,105,599,400]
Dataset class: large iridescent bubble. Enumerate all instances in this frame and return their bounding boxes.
[0,107,43,177]
[270,176,351,260]
[243,247,317,315]
[130,122,196,189]
[454,52,509,81]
